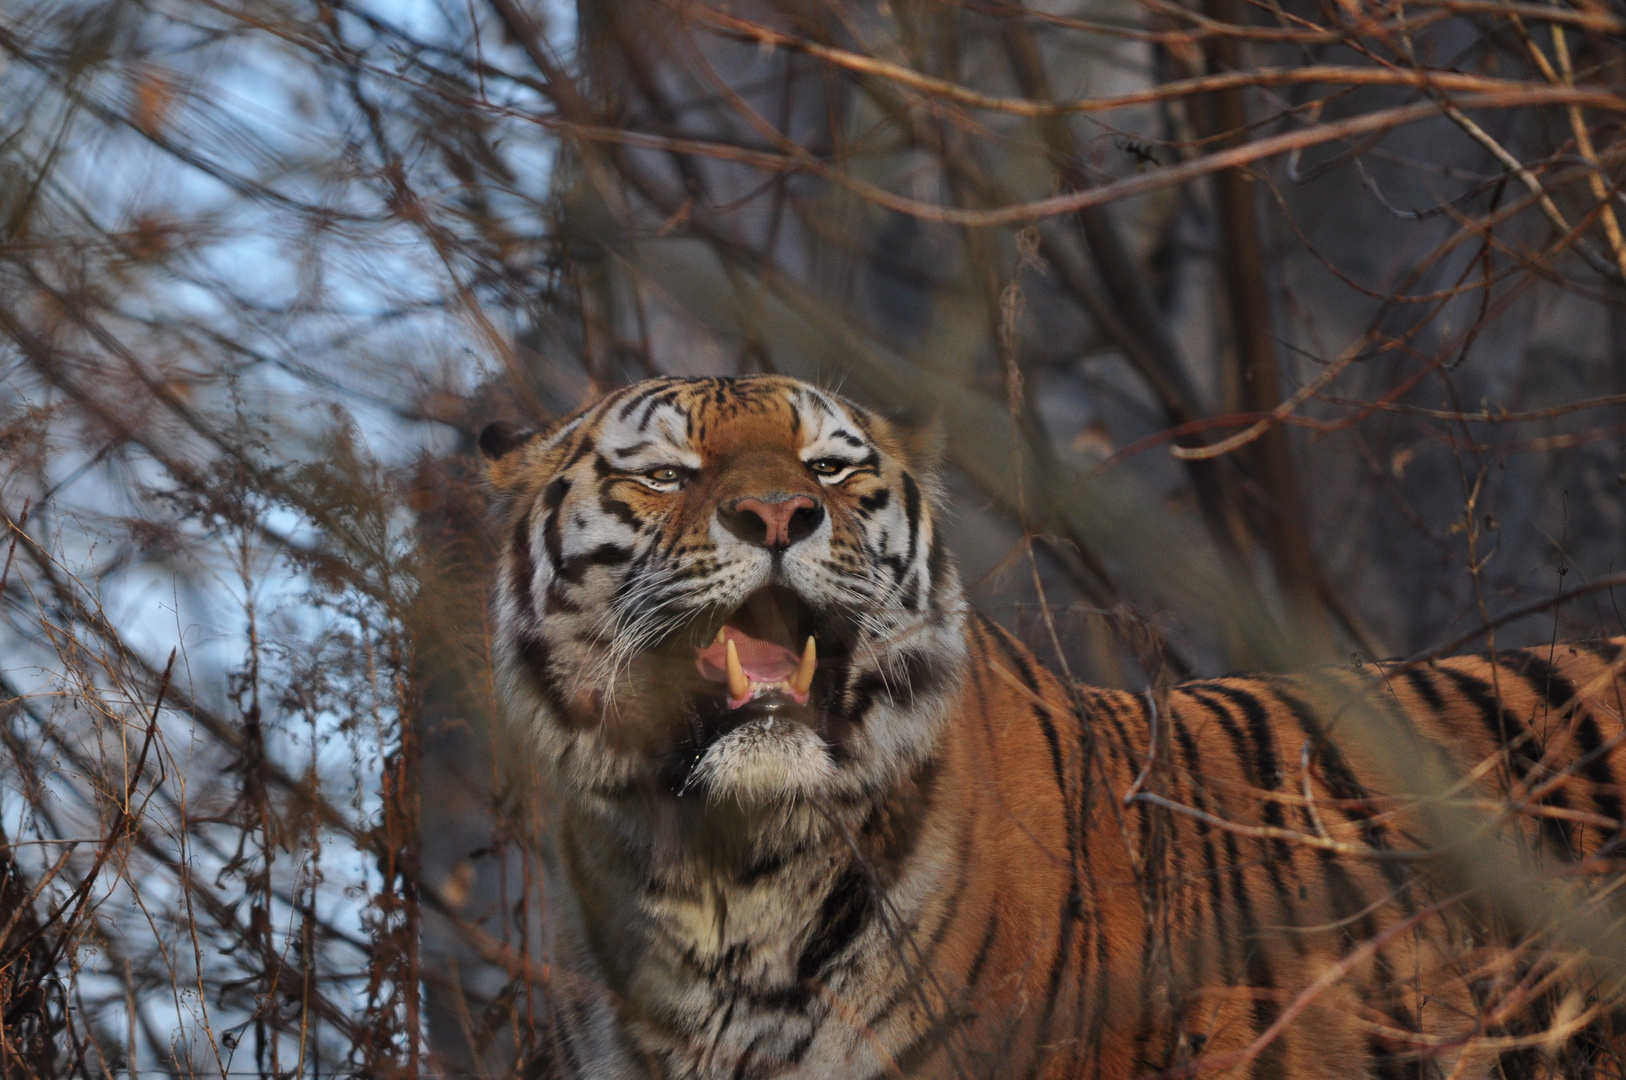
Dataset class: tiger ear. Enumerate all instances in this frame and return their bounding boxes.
[478,420,544,502]
[892,413,944,474]
[478,412,587,499]
[478,421,533,462]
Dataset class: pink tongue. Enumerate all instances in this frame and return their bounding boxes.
[696,628,799,683]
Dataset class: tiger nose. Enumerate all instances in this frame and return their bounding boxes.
[721,495,824,550]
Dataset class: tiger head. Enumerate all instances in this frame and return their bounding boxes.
[481,376,967,809]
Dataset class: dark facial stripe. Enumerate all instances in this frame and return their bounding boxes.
[925,527,948,611]
[544,581,581,614]
[639,388,689,431]
[611,380,665,422]
[556,543,633,586]
[843,650,941,718]
[509,512,536,616]
[906,571,927,612]
[515,630,567,717]
[540,477,571,572]
[901,472,921,566]
[857,489,890,515]
[597,489,640,529]
[560,431,596,473]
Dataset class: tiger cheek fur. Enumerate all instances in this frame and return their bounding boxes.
[483,376,1626,1080]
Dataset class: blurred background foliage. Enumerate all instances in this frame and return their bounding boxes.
[2,0,1624,1073]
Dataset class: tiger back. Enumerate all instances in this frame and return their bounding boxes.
[481,374,1626,1079]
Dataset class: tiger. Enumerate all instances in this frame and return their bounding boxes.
[480,374,1626,1080]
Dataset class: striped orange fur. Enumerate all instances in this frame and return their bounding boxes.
[482,375,1626,1079]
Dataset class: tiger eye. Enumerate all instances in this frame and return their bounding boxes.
[808,459,842,475]
[646,466,681,483]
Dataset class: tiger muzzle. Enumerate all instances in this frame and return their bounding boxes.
[718,493,825,550]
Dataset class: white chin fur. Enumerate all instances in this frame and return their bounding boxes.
[689,718,837,803]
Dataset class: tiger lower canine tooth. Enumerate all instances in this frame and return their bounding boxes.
[725,638,750,704]
[790,636,816,699]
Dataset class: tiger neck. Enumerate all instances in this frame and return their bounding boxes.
[560,723,958,1010]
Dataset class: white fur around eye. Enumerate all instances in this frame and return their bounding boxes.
[804,455,865,484]
[634,465,689,491]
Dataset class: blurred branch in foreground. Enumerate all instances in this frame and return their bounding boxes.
[2,0,1624,1074]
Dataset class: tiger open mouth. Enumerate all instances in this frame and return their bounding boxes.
[692,586,851,713]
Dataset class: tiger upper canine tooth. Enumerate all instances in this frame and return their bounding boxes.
[715,625,726,645]
[790,636,816,699]
[725,638,750,704]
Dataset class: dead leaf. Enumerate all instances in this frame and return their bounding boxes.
[130,69,173,137]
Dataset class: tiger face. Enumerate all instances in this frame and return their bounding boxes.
[482,376,966,806]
